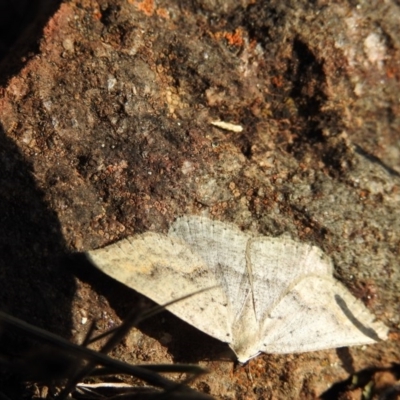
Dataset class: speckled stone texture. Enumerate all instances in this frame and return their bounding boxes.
[0,0,399,398]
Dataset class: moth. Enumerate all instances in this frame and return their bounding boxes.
[87,216,388,363]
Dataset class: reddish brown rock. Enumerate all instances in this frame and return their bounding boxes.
[0,0,399,398]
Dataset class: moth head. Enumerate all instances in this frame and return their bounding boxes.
[231,341,261,364]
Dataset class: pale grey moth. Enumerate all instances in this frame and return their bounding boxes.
[86,216,388,363]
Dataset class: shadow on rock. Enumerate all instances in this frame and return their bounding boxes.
[0,124,76,395]
[0,0,62,85]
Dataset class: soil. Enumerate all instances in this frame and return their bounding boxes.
[0,0,399,399]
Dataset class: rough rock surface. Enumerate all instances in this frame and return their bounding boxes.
[0,0,399,398]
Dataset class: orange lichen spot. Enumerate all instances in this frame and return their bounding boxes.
[92,10,102,20]
[156,7,169,19]
[386,64,399,80]
[130,0,155,16]
[215,28,245,47]
[224,28,245,47]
